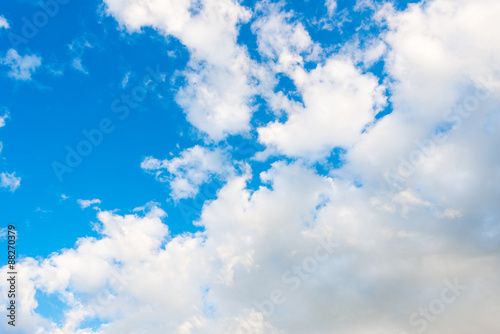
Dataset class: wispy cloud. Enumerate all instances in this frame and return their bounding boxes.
[1,49,42,81]
[0,111,9,128]
[0,15,9,29]
[0,172,21,192]
[77,198,101,209]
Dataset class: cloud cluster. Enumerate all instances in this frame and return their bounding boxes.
[3,160,500,333]
[2,0,500,333]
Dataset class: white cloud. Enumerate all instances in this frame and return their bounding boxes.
[0,49,42,81]
[141,145,234,200]
[77,198,102,209]
[0,172,21,192]
[325,0,337,17]
[176,53,259,140]
[257,56,386,159]
[252,3,318,67]
[2,160,500,333]
[346,0,500,201]
[2,0,500,333]
[71,57,88,74]
[252,5,386,160]
[68,37,94,74]
[103,0,259,140]
[121,70,130,88]
[0,15,9,29]
[61,194,69,200]
[0,111,8,128]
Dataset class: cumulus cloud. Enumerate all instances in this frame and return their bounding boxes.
[346,0,500,203]
[2,160,500,333]
[2,0,500,333]
[77,198,102,209]
[141,145,234,200]
[103,0,259,140]
[0,49,42,81]
[251,4,386,160]
[257,56,386,159]
[0,172,21,192]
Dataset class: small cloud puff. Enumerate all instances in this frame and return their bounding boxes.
[0,172,21,192]
[77,198,101,209]
[0,16,9,29]
[0,111,9,128]
[1,49,42,81]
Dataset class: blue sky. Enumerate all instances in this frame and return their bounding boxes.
[0,0,415,257]
[1,0,500,333]
[1,0,198,256]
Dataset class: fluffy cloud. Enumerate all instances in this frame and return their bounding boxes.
[2,161,500,333]
[252,4,386,160]
[1,49,42,80]
[257,56,386,159]
[2,0,500,333]
[141,145,234,200]
[175,52,260,140]
[0,172,21,192]
[346,0,500,205]
[77,199,102,209]
[103,0,259,140]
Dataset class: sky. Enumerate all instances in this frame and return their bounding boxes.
[0,0,499,333]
